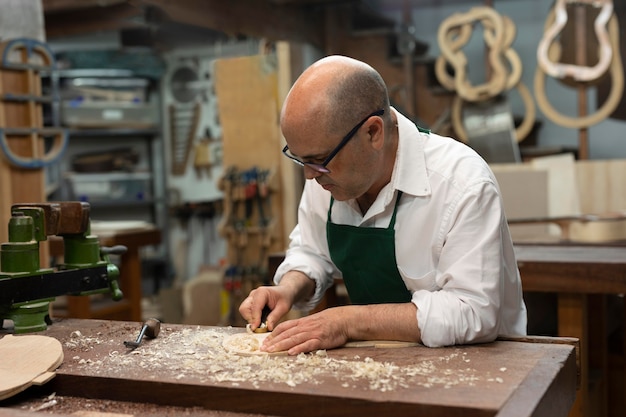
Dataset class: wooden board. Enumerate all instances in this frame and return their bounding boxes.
[213,54,288,326]
[2,318,577,417]
[492,157,626,242]
[490,164,549,240]
[575,159,626,214]
[0,334,64,400]
[213,55,285,255]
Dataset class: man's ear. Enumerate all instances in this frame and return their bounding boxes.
[367,117,385,150]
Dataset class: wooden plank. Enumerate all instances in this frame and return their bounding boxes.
[275,41,304,245]
[215,55,281,170]
[3,318,577,417]
[575,159,626,214]
[530,153,581,219]
[490,164,550,240]
[0,34,48,250]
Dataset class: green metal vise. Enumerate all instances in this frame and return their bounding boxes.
[0,202,125,333]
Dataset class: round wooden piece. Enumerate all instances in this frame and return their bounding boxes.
[222,332,287,356]
[0,334,64,400]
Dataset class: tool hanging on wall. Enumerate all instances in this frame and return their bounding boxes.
[193,128,219,178]
[218,166,275,326]
[169,101,200,176]
[534,0,623,132]
[168,61,208,176]
[435,7,535,162]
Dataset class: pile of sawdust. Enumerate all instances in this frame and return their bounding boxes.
[65,327,505,392]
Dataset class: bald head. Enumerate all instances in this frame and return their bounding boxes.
[281,55,390,137]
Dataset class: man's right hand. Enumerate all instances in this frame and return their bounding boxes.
[238,270,315,331]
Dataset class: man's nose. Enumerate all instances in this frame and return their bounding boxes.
[304,165,323,180]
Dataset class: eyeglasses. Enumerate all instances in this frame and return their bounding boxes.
[282,109,385,173]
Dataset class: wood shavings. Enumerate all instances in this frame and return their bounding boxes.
[66,327,505,393]
[30,392,58,411]
[64,330,103,351]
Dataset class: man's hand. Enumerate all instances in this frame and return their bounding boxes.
[260,307,351,355]
[239,270,315,332]
[239,285,294,332]
[261,303,421,355]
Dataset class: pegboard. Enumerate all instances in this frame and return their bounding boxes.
[213,53,286,325]
[161,41,264,205]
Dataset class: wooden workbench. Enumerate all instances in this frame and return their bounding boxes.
[1,318,576,417]
[515,242,626,417]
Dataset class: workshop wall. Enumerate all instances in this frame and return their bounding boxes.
[381,0,626,160]
[161,40,263,290]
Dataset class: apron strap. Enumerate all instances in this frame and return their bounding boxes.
[328,191,403,229]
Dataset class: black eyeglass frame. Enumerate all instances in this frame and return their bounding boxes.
[282,109,385,173]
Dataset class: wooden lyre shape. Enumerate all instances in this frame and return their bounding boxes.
[537,0,614,82]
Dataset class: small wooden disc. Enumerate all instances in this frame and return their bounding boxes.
[222,332,287,356]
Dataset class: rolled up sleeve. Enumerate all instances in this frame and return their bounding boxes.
[412,180,506,347]
[274,181,337,312]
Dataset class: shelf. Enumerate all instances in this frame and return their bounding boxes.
[47,69,169,283]
[67,127,160,137]
[83,200,157,209]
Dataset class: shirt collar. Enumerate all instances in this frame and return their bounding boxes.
[388,108,431,202]
[344,108,432,219]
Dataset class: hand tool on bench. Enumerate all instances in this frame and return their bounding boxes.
[124,317,161,349]
[0,202,125,333]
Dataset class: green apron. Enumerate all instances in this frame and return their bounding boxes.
[327,191,411,304]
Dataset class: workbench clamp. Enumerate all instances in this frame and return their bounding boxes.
[0,202,125,333]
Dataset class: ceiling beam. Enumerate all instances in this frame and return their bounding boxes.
[43,0,326,48]
[42,0,128,13]
[135,0,326,48]
[43,2,144,38]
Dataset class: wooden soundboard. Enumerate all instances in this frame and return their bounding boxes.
[1,318,576,417]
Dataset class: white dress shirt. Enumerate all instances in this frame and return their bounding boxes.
[274,108,527,347]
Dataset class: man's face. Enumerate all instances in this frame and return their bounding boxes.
[282,117,379,202]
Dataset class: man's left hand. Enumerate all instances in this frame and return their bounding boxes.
[260,307,350,355]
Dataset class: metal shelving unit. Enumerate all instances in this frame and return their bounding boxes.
[46,69,169,262]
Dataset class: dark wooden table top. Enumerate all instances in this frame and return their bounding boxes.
[1,318,576,417]
[514,243,626,293]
